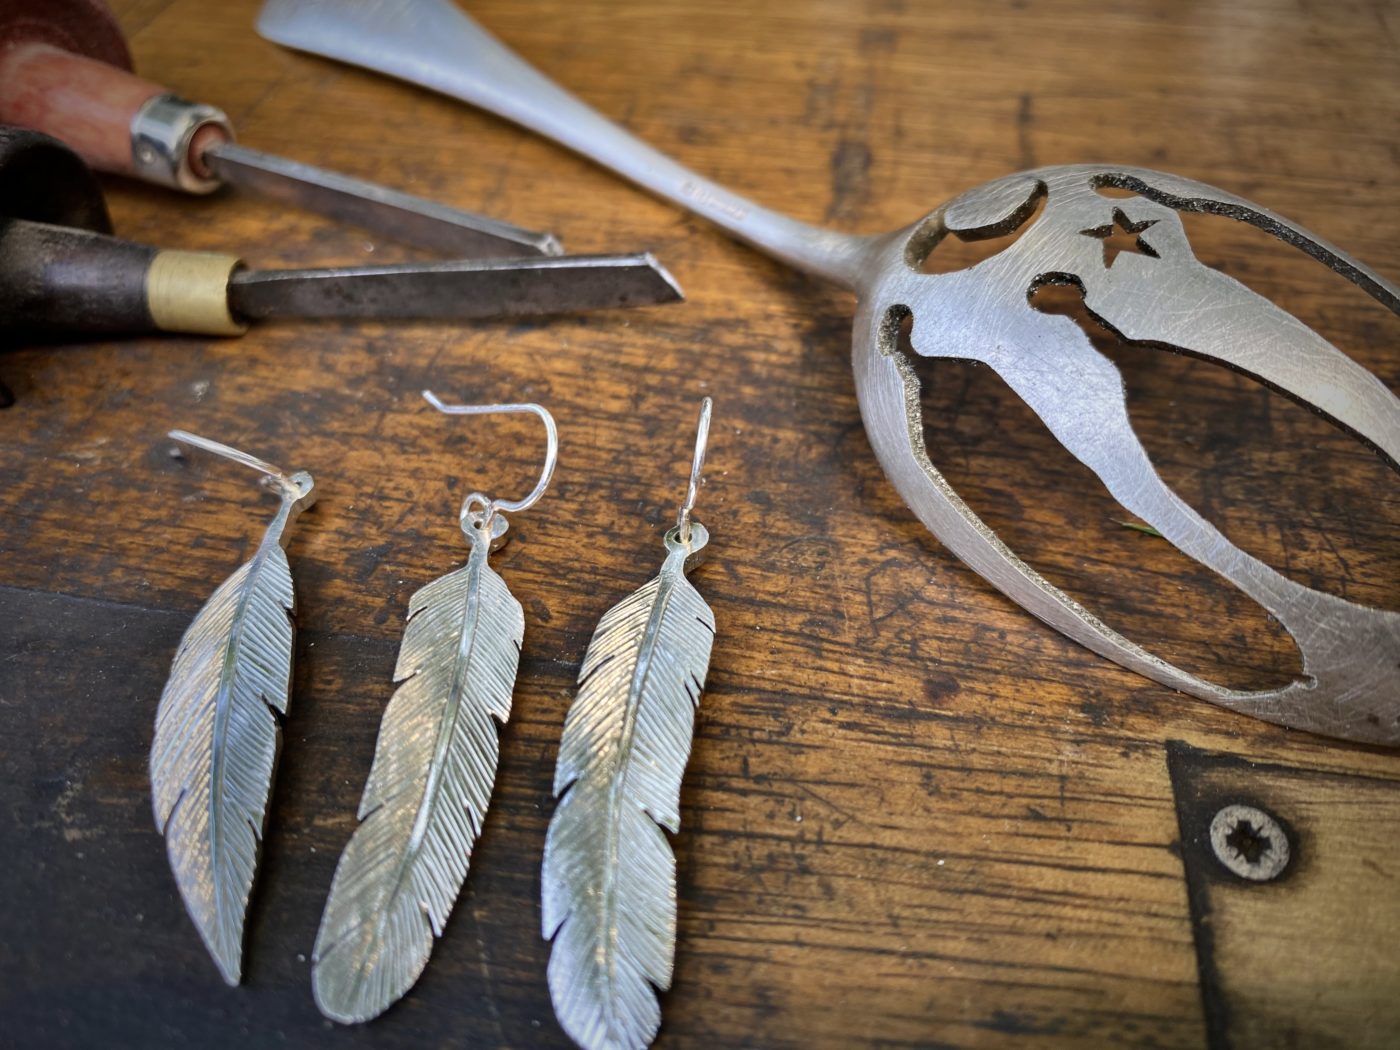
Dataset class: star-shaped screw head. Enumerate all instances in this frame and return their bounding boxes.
[1224,818,1274,866]
[1080,207,1160,268]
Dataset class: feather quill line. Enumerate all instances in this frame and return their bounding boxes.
[374,547,488,917]
[598,571,690,990]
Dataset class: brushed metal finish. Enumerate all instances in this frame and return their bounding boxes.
[255,0,864,286]
[258,0,1400,742]
[312,515,523,1023]
[853,166,1399,744]
[150,433,316,985]
[542,524,715,1050]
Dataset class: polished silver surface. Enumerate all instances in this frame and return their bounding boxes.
[228,252,682,322]
[150,431,316,985]
[255,0,863,286]
[312,521,522,1022]
[542,403,716,1050]
[258,0,1399,743]
[205,141,561,257]
[311,394,550,1023]
[130,93,231,194]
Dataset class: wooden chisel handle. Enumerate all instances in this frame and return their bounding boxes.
[0,217,246,337]
[0,0,232,192]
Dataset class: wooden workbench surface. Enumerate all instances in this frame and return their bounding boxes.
[2,1,1397,1047]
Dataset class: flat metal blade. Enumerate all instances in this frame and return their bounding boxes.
[227,253,683,321]
[205,142,562,258]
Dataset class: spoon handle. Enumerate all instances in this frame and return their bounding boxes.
[257,0,870,288]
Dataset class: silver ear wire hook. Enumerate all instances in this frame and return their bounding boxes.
[422,390,558,527]
[676,396,712,542]
[168,429,288,479]
[167,429,314,507]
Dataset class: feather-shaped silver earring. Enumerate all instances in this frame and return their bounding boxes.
[542,397,717,1050]
[151,431,317,986]
[311,390,556,1024]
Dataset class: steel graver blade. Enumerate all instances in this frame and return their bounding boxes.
[228,253,683,320]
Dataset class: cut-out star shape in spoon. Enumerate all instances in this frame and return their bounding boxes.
[1080,207,1160,268]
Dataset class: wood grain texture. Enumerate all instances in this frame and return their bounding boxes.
[1168,743,1400,1050]
[0,0,1396,1047]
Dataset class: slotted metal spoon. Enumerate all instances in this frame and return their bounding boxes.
[259,0,1400,744]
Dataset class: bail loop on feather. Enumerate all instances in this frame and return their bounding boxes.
[462,492,512,551]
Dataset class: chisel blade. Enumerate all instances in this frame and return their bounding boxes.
[205,142,562,258]
[227,253,683,321]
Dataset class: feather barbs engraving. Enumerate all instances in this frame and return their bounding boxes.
[150,433,314,986]
[311,394,553,1024]
[312,521,524,1023]
[543,523,716,1050]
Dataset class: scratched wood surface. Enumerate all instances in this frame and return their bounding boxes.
[1,1,1397,1047]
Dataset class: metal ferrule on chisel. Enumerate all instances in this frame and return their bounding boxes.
[129,93,233,195]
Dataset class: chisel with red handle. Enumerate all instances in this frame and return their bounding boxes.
[0,0,561,257]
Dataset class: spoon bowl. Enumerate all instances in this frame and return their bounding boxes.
[258,0,1400,743]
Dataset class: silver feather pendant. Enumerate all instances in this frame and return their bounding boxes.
[543,400,716,1050]
[312,514,522,1022]
[150,432,317,986]
[312,391,555,1023]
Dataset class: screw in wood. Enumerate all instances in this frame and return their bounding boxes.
[1208,803,1290,882]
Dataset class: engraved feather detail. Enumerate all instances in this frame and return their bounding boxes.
[150,495,302,986]
[312,534,523,1023]
[542,533,715,1050]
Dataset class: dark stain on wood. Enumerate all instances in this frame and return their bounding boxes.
[1167,741,1400,1050]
